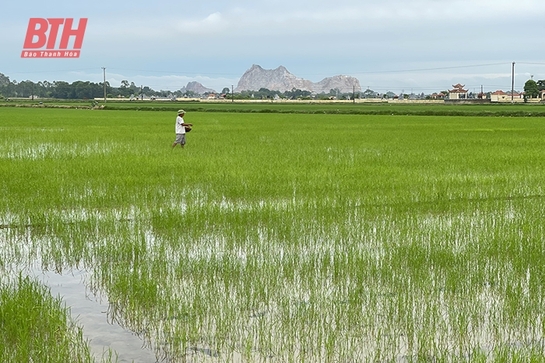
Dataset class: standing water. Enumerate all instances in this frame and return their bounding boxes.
[32,268,159,363]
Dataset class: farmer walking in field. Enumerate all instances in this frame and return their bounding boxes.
[172,109,192,149]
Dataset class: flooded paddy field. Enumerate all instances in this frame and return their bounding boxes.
[2,106,545,362]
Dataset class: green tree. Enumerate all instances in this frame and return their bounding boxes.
[51,81,71,99]
[72,81,102,99]
[362,88,377,98]
[524,79,539,99]
[17,80,35,98]
[117,80,132,97]
[284,88,311,100]
[0,73,10,87]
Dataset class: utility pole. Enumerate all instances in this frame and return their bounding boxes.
[511,62,515,103]
[102,67,106,102]
[231,85,234,103]
[353,85,355,104]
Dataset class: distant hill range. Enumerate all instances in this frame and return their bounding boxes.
[235,64,361,94]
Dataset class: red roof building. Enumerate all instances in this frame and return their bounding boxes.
[490,90,524,102]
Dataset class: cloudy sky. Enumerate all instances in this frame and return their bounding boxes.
[2,0,545,94]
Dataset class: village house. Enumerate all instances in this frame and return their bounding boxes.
[490,90,524,103]
[430,92,446,100]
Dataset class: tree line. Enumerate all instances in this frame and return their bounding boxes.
[0,73,195,100]
[223,87,357,100]
[0,72,364,101]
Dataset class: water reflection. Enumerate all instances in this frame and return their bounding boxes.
[33,268,159,363]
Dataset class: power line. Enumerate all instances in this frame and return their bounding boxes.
[4,62,540,79]
[517,62,545,66]
[107,68,241,77]
[351,62,509,75]
[5,68,99,75]
[108,63,512,78]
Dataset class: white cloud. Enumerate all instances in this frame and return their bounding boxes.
[174,12,228,35]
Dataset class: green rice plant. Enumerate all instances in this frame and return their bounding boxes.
[0,274,115,363]
[3,106,545,361]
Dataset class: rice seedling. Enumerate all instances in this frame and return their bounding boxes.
[2,105,545,361]
[0,273,115,362]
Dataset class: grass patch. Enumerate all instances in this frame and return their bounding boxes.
[2,98,545,117]
[0,274,116,363]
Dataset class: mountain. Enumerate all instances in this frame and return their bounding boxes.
[234,64,361,93]
[180,81,216,95]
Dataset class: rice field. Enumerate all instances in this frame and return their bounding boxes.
[2,105,545,362]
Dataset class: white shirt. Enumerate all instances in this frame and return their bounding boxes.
[175,115,185,134]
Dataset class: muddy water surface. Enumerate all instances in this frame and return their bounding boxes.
[34,269,159,363]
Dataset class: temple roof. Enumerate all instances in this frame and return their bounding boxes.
[449,83,468,93]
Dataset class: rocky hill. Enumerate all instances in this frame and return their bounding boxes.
[235,64,361,94]
[181,81,215,95]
